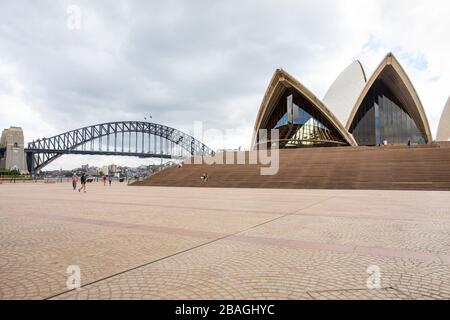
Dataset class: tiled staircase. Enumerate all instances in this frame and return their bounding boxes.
[133,143,450,190]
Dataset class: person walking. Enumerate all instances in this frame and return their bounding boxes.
[201,172,209,182]
[78,173,87,193]
[10,169,17,183]
[108,176,112,186]
[103,175,107,186]
[71,173,78,191]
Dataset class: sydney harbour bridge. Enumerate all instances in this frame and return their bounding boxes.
[20,121,214,174]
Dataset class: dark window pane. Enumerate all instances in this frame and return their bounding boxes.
[350,79,424,145]
[259,91,348,148]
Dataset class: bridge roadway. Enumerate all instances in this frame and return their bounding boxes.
[24,148,173,159]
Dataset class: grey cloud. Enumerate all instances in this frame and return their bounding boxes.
[1,0,345,137]
[1,0,448,170]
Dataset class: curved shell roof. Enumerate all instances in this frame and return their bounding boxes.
[346,53,433,144]
[437,97,450,141]
[251,69,357,149]
[323,60,367,126]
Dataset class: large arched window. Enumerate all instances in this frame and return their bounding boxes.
[347,53,432,145]
[349,80,424,145]
[252,69,357,149]
[263,90,349,148]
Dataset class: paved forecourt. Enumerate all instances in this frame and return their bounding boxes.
[0,182,450,300]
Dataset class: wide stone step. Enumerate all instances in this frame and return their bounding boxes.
[133,145,450,191]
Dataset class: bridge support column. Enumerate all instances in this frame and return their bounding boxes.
[1,127,28,173]
[26,151,35,177]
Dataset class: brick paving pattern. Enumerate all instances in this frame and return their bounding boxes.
[0,183,449,300]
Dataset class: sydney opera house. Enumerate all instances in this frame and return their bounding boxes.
[252,53,449,149]
[140,52,450,191]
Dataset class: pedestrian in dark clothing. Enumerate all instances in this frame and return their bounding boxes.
[78,173,87,193]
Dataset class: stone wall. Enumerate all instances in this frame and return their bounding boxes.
[0,127,28,173]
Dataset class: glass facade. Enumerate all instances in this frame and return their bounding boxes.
[349,80,425,146]
[258,90,348,148]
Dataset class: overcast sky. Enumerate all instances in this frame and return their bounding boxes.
[1,0,449,170]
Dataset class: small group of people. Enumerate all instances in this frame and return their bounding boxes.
[102,175,112,186]
[71,173,87,193]
[71,173,113,193]
[378,139,413,148]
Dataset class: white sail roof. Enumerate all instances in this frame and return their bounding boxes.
[437,97,450,141]
[323,61,367,126]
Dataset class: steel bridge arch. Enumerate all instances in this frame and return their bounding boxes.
[25,121,214,173]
